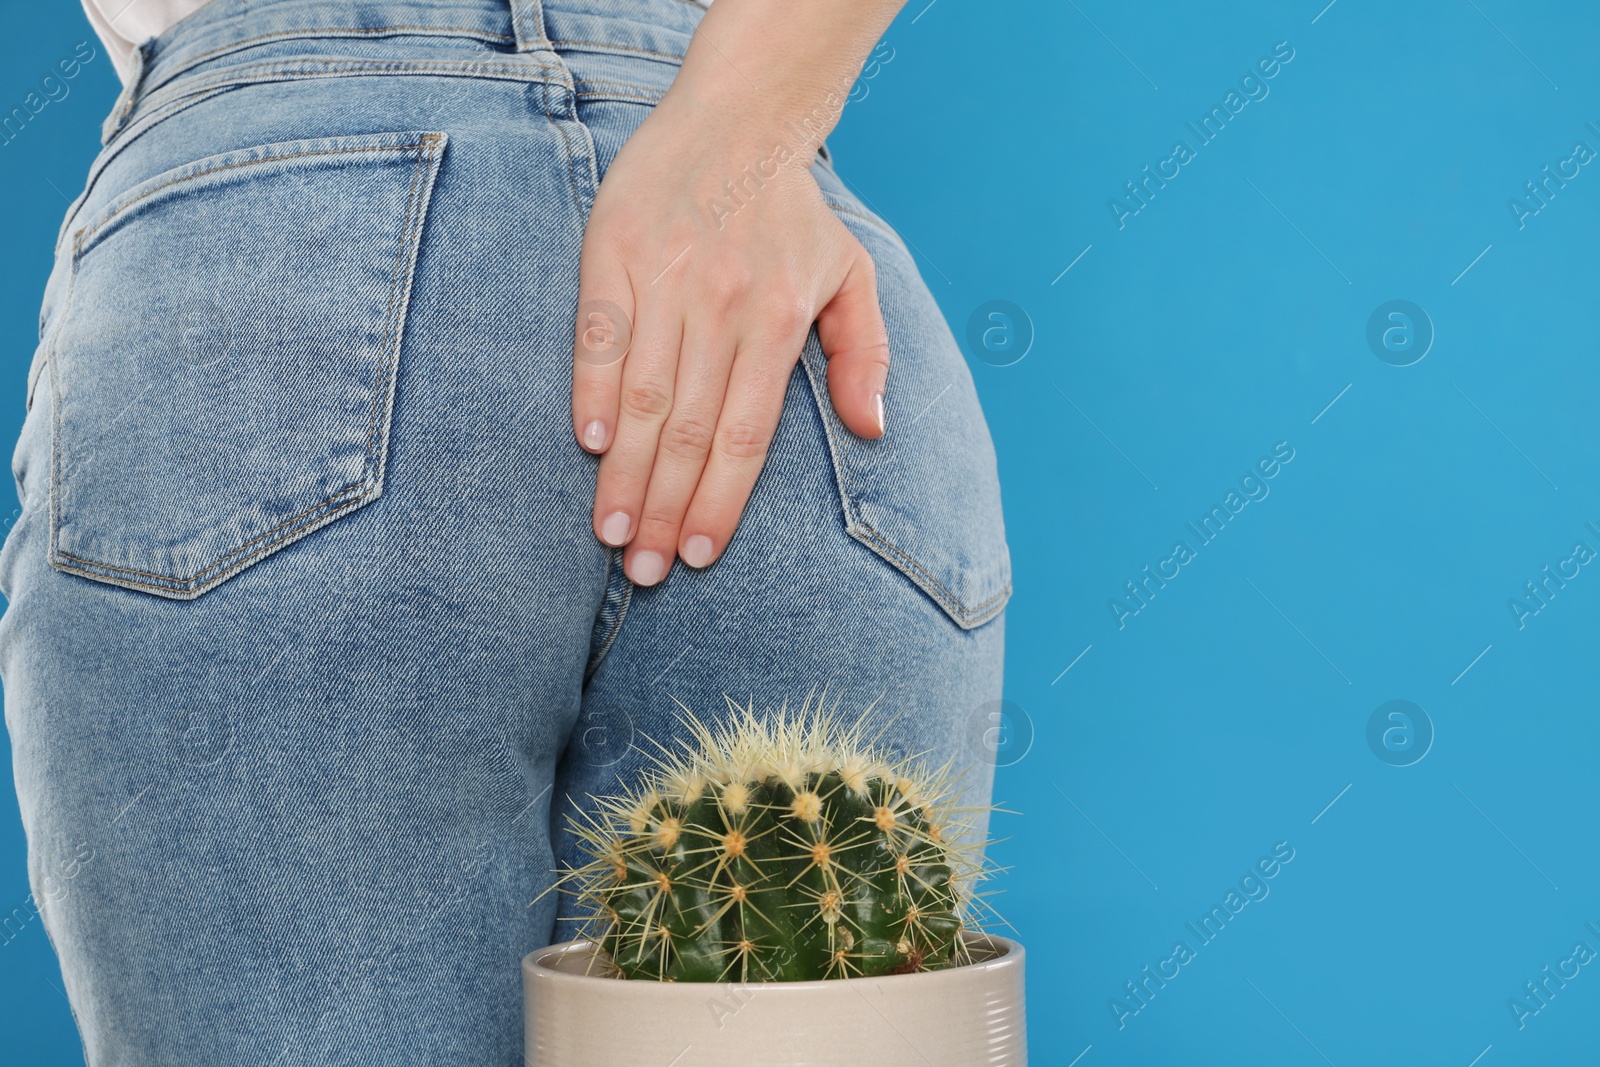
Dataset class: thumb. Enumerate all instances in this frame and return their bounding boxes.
[815,248,890,440]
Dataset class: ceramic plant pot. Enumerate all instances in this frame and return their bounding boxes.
[523,932,1027,1067]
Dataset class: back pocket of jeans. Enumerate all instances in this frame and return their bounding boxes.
[47,131,447,598]
[801,199,1012,630]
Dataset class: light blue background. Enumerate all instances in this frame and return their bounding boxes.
[5,1,1598,1064]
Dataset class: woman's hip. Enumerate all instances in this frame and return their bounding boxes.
[0,1,1010,1057]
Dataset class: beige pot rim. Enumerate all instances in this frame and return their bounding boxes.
[525,929,1022,990]
[524,932,1028,1067]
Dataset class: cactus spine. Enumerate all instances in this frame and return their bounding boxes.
[560,697,994,982]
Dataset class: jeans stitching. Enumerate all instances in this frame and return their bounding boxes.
[52,493,372,595]
[550,114,589,230]
[74,141,428,255]
[51,135,445,593]
[585,549,634,683]
[107,43,149,138]
[798,343,861,510]
[70,62,560,250]
[548,38,686,63]
[120,59,568,151]
[570,78,666,103]
[799,336,1009,629]
[578,92,657,104]
[360,134,441,470]
[150,55,565,100]
[53,481,367,580]
[140,25,520,96]
[556,83,633,681]
[852,522,1012,624]
[47,352,62,575]
[45,223,86,573]
[53,487,371,589]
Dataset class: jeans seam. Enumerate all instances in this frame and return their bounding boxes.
[549,114,591,229]
[852,522,1011,626]
[104,40,151,143]
[49,134,446,595]
[126,57,569,138]
[548,38,686,63]
[556,76,629,682]
[44,224,85,573]
[799,342,862,512]
[52,491,373,595]
[55,484,370,583]
[65,61,561,256]
[585,548,634,684]
[798,342,1009,630]
[138,26,520,99]
[570,79,666,104]
[74,140,429,254]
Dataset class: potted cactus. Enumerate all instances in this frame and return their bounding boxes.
[524,699,1027,1066]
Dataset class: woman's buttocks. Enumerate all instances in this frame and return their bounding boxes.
[49,0,1007,625]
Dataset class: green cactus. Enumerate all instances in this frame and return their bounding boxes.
[558,697,995,982]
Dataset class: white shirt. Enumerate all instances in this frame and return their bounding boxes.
[84,0,210,82]
[84,0,713,84]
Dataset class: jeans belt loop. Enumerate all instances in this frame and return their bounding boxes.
[509,0,551,52]
[101,38,154,145]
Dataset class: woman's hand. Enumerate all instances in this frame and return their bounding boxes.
[570,0,906,586]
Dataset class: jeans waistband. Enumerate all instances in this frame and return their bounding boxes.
[107,0,706,142]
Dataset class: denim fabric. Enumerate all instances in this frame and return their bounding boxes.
[1,0,1009,1061]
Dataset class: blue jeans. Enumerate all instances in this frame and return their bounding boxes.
[0,0,1010,1061]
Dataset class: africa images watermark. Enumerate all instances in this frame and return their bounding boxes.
[1507,120,1600,230]
[1109,40,1297,230]
[703,91,843,230]
[1,835,95,950]
[1507,921,1600,1031]
[1110,840,1297,1029]
[1506,520,1600,630]
[1109,441,1297,630]
[2,40,98,148]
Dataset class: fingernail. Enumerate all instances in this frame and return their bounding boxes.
[873,392,886,435]
[600,511,631,546]
[682,534,715,568]
[630,550,667,586]
[582,420,608,451]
